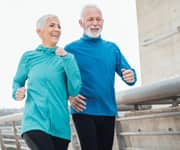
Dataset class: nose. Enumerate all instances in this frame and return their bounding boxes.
[92,19,98,26]
[56,28,60,32]
[55,25,61,31]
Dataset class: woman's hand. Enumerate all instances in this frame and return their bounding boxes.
[16,87,26,101]
[55,48,68,56]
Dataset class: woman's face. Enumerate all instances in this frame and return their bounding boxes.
[38,17,61,47]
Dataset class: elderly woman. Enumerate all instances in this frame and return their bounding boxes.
[12,14,81,150]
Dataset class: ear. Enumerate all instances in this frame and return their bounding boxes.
[36,29,41,35]
[79,19,83,28]
[102,19,104,25]
[36,28,42,38]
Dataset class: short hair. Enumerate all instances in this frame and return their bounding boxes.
[80,4,102,19]
[36,14,58,29]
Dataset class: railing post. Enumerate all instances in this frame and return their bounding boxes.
[70,118,81,150]
[172,97,179,107]
[115,117,126,150]
[0,129,6,150]
[12,121,21,150]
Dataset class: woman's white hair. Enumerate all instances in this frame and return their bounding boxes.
[80,4,102,19]
[36,14,58,29]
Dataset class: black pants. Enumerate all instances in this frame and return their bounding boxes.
[22,130,69,150]
[72,114,115,150]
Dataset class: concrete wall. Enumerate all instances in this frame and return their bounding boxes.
[136,0,180,85]
[116,106,180,150]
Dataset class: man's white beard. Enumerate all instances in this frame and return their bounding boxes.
[84,28,102,38]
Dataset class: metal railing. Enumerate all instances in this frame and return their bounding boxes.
[0,113,79,150]
[141,26,180,46]
[116,76,180,110]
[115,76,180,150]
[0,76,180,150]
[0,113,28,150]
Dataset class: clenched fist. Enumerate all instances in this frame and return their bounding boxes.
[121,69,135,83]
[16,87,26,101]
[55,48,68,57]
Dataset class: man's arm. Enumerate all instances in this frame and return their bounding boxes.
[114,45,137,85]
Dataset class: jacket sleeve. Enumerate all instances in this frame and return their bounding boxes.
[12,53,28,99]
[114,44,137,86]
[62,53,82,96]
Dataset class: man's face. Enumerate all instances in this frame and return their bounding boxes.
[80,8,104,38]
[37,17,61,47]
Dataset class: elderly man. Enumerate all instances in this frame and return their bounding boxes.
[57,4,137,150]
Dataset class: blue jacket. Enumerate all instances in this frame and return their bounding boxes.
[12,45,81,140]
[65,35,136,116]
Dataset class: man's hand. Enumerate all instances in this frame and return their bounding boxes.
[121,69,135,83]
[55,48,68,57]
[16,87,26,101]
[69,94,86,112]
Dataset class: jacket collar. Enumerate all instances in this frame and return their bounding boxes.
[36,44,58,53]
[81,34,101,41]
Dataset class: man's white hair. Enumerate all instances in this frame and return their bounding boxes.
[80,4,102,19]
[36,14,58,29]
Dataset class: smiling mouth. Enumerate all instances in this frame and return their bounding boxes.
[50,34,60,39]
[51,34,59,37]
[90,28,100,32]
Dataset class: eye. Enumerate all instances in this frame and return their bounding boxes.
[96,18,102,22]
[49,23,55,27]
[49,23,61,29]
[87,18,94,22]
[58,25,61,29]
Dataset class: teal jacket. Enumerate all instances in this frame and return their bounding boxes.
[12,45,81,140]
